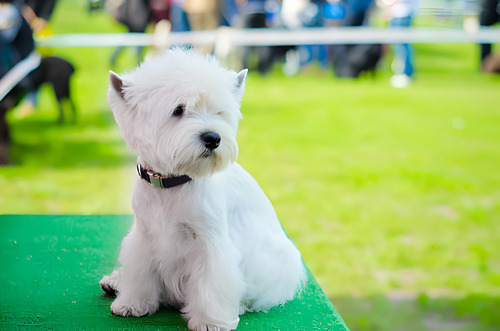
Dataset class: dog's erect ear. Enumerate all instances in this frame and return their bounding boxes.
[234,69,248,100]
[109,70,125,100]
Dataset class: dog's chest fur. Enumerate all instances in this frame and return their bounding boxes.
[132,174,227,236]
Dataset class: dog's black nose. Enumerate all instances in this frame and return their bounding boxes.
[200,132,221,150]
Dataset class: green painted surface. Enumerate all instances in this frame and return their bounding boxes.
[0,215,348,330]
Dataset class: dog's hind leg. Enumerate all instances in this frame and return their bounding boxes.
[0,143,9,165]
[56,101,65,124]
[58,97,77,124]
[68,97,77,123]
[51,75,73,124]
[107,223,162,317]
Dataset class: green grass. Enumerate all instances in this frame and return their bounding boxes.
[1,0,500,329]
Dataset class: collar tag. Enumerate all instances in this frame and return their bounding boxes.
[147,170,165,188]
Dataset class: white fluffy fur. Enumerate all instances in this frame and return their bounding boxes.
[100,49,305,331]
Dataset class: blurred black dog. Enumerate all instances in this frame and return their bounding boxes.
[332,44,384,78]
[0,56,75,165]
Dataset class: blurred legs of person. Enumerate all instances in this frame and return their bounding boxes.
[389,16,414,88]
[106,0,150,66]
[184,0,220,54]
[297,1,328,74]
[479,0,500,69]
[241,12,272,75]
[186,12,219,54]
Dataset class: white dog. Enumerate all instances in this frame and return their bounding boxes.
[100,49,305,331]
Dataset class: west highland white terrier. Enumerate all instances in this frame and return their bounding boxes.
[100,49,305,330]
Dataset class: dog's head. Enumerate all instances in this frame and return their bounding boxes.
[108,49,247,179]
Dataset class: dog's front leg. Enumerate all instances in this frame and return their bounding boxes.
[182,238,244,331]
[108,224,161,317]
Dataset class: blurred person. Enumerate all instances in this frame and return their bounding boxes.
[183,0,221,54]
[220,0,240,26]
[323,0,347,22]
[149,0,172,57]
[281,0,309,29]
[0,0,42,116]
[24,0,56,57]
[106,0,151,65]
[280,0,308,75]
[237,0,274,74]
[0,1,37,78]
[1,2,74,114]
[0,0,40,163]
[24,0,57,24]
[296,0,329,72]
[22,0,57,111]
[479,0,500,72]
[170,0,190,31]
[150,0,170,23]
[463,0,479,32]
[213,0,242,70]
[265,0,299,74]
[380,0,419,88]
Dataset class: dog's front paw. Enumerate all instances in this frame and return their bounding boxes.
[100,275,118,297]
[110,298,158,318]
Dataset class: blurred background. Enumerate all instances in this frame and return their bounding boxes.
[1,0,499,330]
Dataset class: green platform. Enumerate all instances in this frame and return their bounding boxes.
[0,215,348,330]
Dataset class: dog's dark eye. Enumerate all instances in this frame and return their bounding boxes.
[172,104,185,117]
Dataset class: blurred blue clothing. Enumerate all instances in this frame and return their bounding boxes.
[387,0,419,18]
[347,0,372,13]
[342,0,373,26]
[322,0,346,20]
[389,15,414,78]
[0,2,40,103]
[220,0,239,26]
[170,0,190,31]
[299,1,327,68]
[240,0,266,14]
[0,3,22,48]
[0,3,35,78]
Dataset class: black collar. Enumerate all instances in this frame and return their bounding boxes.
[137,164,192,189]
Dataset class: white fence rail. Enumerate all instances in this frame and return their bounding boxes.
[3,26,499,101]
[35,27,500,48]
